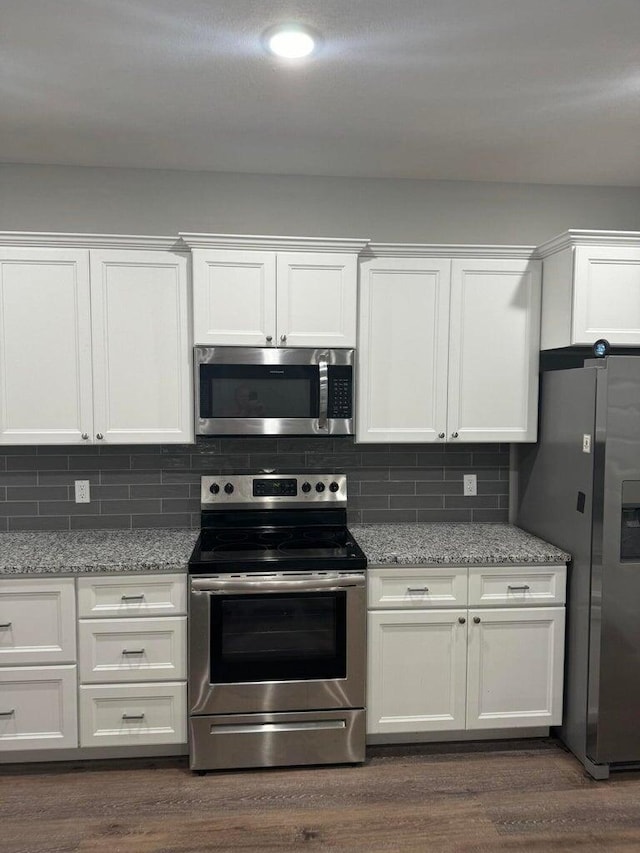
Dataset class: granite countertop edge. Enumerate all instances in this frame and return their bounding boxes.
[0,522,570,577]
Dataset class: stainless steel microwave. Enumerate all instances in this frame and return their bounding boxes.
[194,347,354,436]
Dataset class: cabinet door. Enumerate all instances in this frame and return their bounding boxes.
[0,248,93,444]
[357,258,451,442]
[466,607,565,729]
[448,259,541,443]
[276,253,357,347]
[192,249,276,346]
[0,578,76,665]
[367,609,467,734]
[573,246,640,345]
[90,250,192,444]
[0,665,78,750]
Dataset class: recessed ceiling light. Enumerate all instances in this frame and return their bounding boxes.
[263,24,319,59]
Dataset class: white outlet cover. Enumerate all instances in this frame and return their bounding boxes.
[74,480,91,503]
[583,434,592,453]
[463,474,477,496]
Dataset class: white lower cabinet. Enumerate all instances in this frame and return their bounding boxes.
[77,574,187,748]
[367,564,566,738]
[79,682,187,747]
[0,665,78,750]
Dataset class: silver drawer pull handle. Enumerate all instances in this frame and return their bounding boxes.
[0,710,15,717]
[121,594,145,601]
[122,649,145,656]
[407,587,429,593]
[122,713,145,721]
[507,585,531,591]
[0,622,12,629]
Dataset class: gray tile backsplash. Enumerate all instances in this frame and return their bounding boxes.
[0,438,510,530]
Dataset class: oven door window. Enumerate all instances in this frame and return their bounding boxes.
[209,591,347,683]
[199,364,319,419]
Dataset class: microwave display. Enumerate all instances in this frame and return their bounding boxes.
[194,347,354,437]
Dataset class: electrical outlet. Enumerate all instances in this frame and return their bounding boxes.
[583,434,591,453]
[463,474,477,497]
[74,480,90,503]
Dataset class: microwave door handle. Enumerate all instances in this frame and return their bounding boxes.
[318,359,329,431]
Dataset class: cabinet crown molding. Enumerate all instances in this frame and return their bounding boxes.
[535,229,640,258]
[179,233,369,253]
[0,232,185,251]
[363,243,536,259]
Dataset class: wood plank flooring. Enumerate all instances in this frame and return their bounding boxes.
[2,739,640,852]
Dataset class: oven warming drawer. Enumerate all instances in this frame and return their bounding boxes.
[189,708,365,771]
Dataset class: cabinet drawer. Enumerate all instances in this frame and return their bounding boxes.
[468,566,566,607]
[368,567,467,608]
[0,578,76,665]
[0,665,78,751]
[79,682,187,747]
[77,574,186,618]
[78,617,186,683]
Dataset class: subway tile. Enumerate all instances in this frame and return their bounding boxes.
[190,439,221,454]
[416,481,463,495]
[161,498,201,514]
[0,517,7,530]
[87,485,130,500]
[0,458,6,472]
[9,516,69,531]
[39,500,95,516]
[247,454,306,471]
[346,509,362,525]
[110,445,161,455]
[446,443,502,454]
[221,438,277,454]
[348,495,390,510]
[71,515,131,530]
[7,486,68,501]
[1,446,37,455]
[470,453,509,468]
[277,438,332,453]
[0,501,38,516]
[7,455,69,471]
[361,509,418,523]
[133,453,185,469]
[0,487,5,501]
[444,468,503,481]
[390,468,443,481]
[499,495,510,509]
[390,495,445,510]
[444,495,500,509]
[131,514,192,529]
[477,481,509,496]
[0,472,38,486]
[131,484,191,499]
[472,508,509,522]
[304,453,362,469]
[348,469,390,482]
[102,470,162,485]
[37,445,92,455]
[417,452,472,467]
[416,509,473,522]
[360,452,418,468]
[100,499,162,515]
[190,454,250,472]
[69,454,130,470]
[361,481,416,496]
[162,471,201,485]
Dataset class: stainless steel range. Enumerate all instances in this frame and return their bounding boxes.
[188,472,367,773]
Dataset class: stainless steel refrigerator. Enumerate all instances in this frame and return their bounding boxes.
[518,355,640,779]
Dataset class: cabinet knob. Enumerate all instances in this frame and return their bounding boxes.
[458,616,466,624]
[96,433,104,440]
[473,616,481,624]
[451,432,459,439]
[81,433,89,440]
[280,334,287,343]
[266,336,273,343]
[438,432,445,439]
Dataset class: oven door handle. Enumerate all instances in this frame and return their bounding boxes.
[191,575,365,593]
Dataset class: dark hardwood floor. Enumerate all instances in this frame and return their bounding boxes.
[2,739,640,852]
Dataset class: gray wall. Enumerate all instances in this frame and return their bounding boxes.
[2,164,640,244]
[0,438,509,531]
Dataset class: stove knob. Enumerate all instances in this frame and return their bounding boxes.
[224,483,234,495]
[315,482,325,493]
[329,481,340,493]
[209,483,220,495]
[301,482,312,493]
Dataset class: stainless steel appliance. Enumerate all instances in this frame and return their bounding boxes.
[188,472,367,772]
[518,355,640,779]
[194,346,354,436]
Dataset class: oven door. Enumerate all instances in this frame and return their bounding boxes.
[189,572,366,716]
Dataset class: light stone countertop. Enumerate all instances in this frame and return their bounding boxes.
[349,522,570,566]
[0,523,569,577]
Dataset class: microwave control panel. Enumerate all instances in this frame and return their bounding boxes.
[328,367,353,419]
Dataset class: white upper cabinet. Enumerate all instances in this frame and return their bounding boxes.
[357,256,451,442]
[539,231,640,349]
[89,249,191,444]
[0,248,93,444]
[182,234,368,348]
[0,236,192,445]
[357,246,541,443]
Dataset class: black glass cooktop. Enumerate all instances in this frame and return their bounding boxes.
[188,524,367,573]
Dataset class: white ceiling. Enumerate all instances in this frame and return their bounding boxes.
[2,0,640,186]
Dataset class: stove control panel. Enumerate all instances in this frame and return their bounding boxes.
[201,473,347,507]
